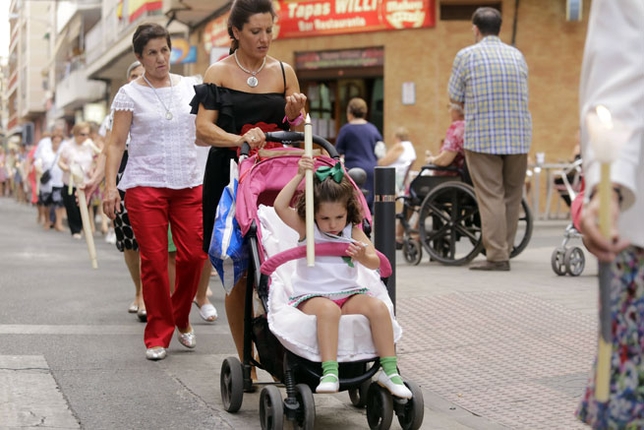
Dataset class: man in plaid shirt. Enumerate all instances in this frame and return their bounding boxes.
[448,7,532,271]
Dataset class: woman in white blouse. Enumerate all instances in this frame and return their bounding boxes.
[58,122,95,239]
[102,23,206,361]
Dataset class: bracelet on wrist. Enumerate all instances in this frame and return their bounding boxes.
[283,112,304,127]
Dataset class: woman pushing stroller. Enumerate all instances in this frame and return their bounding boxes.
[274,154,412,399]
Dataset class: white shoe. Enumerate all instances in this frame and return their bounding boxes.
[105,229,116,244]
[177,328,196,349]
[376,371,412,399]
[145,347,166,361]
[316,374,339,393]
[194,301,218,322]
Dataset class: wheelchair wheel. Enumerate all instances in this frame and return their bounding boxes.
[510,198,533,258]
[220,356,244,412]
[259,385,284,430]
[402,238,422,265]
[551,247,567,276]
[418,182,483,266]
[366,382,394,430]
[564,246,585,276]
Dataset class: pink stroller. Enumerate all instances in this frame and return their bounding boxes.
[219,131,424,430]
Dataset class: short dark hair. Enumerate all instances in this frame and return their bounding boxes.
[347,98,368,119]
[132,23,171,56]
[228,0,276,54]
[472,7,502,36]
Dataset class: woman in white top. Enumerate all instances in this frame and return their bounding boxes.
[58,122,95,238]
[377,127,417,195]
[37,132,66,231]
[102,23,206,361]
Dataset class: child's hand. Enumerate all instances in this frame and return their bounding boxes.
[346,241,368,263]
[298,155,314,176]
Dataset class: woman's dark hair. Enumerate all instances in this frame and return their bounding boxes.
[347,97,368,119]
[472,7,502,36]
[132,23,171,56]
[228,0,276,54]
[296,173,363,227]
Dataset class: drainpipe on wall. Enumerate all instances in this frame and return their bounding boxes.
[511,0,520,46]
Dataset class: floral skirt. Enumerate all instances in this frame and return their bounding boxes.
[577,246,644,428]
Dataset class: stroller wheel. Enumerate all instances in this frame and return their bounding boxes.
[293,383,316,430]
[259,385,284,430]
[349,378,371,408]
[551,247,567,276]
[220,356,244,413]
[402,239,423,265]
[396,380,424,430]
[366,382,394,430]
[564,246,585,276]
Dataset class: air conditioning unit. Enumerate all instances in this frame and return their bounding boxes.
[566,0,582,21]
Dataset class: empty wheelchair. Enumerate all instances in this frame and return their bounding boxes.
[397,164,533,266]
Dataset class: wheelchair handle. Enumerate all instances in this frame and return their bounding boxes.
[239,131,339,159]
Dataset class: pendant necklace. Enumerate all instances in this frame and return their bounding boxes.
[234,50,266,88]
[142,73,174,120]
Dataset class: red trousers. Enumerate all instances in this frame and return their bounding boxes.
[125,186,206,348]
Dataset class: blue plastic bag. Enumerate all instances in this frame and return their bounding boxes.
[209,160,248,293]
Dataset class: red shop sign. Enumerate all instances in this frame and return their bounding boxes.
[274,0,435,39]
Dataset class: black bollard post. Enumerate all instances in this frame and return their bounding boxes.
[374,166,396,311]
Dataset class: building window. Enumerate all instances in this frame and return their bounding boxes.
[440,2,502,21]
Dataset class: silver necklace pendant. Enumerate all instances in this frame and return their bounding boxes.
[165,111,173,120]
[247,76,258,88]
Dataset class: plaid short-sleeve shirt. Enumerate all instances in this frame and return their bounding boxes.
[448,36,532,154]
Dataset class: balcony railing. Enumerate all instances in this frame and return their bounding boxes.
[55,66,106,111]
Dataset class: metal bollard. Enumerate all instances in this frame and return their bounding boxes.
[374,166,396,310]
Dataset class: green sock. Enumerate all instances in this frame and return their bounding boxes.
[321,360,338,383]
[380,356,404,385]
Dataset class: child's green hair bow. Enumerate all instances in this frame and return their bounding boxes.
[315,162,344,183]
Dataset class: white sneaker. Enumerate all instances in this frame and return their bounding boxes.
[105,229,116,244]
[316,374,339,393]
[376,371,412,399]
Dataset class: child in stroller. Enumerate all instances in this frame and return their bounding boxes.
[224,131,423,429]
[274,154,412,399]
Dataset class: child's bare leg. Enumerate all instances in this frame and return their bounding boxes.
[299,297,341,393]
[342,295,395,356]
[299,297,341,361]
[343,295,412,398]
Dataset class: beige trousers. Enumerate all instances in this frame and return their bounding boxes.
[465,151,528,262]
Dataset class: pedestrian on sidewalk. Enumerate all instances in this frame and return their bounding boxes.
[575,0,644,428]
[190,0,307,375]
[102,23,206,361]
[58,122,95,239]
[447,7,532,272]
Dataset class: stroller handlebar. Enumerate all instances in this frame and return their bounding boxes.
[260,242,392,279]
[240,131,339,159]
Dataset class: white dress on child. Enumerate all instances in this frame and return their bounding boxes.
[258,205,402,362]
[289,223,368,307]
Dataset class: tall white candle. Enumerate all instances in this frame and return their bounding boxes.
[304,114,315,266]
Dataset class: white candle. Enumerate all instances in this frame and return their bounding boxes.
[71,163,98,269]
[304,113,315,267]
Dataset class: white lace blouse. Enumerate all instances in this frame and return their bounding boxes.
[111,74,202,191]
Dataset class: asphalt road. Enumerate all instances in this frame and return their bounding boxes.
[0,196,598,429]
